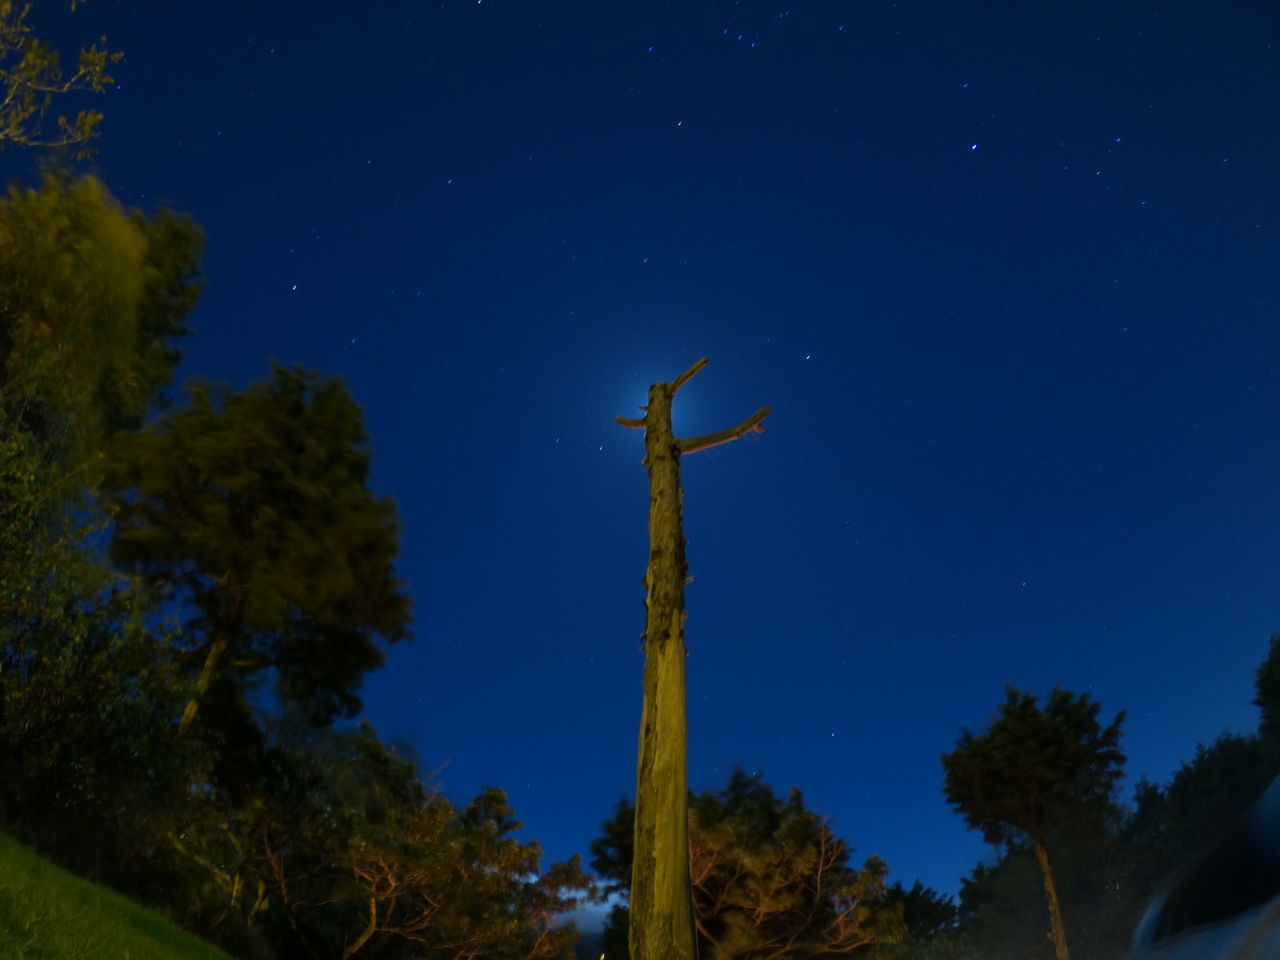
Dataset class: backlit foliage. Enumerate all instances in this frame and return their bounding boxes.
[0,1,122,155]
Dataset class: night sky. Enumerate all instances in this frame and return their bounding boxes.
[13,0,1280,908]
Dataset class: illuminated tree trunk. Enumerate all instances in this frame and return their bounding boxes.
[1031,834,1071,960]
[617,358,770,960]
[178,630,232,734]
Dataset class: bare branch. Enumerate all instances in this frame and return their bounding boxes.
[616,414,647,428]
[678,406,771,455]
[670,357,709,394]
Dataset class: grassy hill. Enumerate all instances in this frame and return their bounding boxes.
[0,830,233,959]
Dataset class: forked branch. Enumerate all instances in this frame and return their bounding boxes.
[615,358,759,438]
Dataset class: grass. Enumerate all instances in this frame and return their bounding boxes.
[0,830,233,960]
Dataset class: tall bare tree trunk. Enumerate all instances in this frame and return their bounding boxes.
[1031,833,1071,960]
[617,358,769,960]
[628,377,696,960]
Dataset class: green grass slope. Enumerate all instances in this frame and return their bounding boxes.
[0,830,233,960]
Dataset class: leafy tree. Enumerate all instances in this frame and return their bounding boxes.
[159,720,593,960]
[883,881,957,944]
[592,769,904,959]
[0,174,201,595]
[0,0,122,154]
[100,364,412,738]
[863,882,962,960]
[940,687,1125,960]
[1123,733,1275,873]
[0,172,202,477]
[0,170,202,887]
[0,538,185,869]
[592,798,634,899]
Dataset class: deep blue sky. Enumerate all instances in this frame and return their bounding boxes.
[14,0,1280,902]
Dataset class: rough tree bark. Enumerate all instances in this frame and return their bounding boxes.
[617,358,770,960]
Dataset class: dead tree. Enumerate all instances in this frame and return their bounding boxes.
[616,357,770,960]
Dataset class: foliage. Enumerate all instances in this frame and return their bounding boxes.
[955,851,1040,948]
[0,116,595,960]
[101,364,412,737]
[591,798,634,899]
[941,687,1126,848]
[592,769,904,959]
[0,171,203,888]
[1255,635,1280,752]
[1113,733,1275,941]
[152,720,593,960]
[1122,733,1275,879]
[0,0,122,155]
[0,172,202,474]
[0,575,187,867]
[883,881,957,944]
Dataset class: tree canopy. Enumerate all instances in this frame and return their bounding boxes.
[942,687,1125,847]
[153,719,594,960]
[0,170,207,906]
[593,769,905,960]
[0,171,590,958]
[0,172,202,474]
[101,364,413,734]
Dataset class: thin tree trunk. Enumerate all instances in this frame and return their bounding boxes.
[179,629,233,734]
[1031,833,1071,960]
[617,359,770,960]
[179,580,242,734]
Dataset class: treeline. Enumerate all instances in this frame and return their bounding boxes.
[5,176,1278,960]
[6,176,1279,960]
[0,169,913,959]
[583,645,1280,960]
[4,11,598,955]
[0,172,592,959]
[4,12,1277,958]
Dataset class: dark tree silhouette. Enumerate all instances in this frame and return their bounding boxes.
[1255,636,1280,751]
[941,687,1125,960]
[102,364,411,737]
